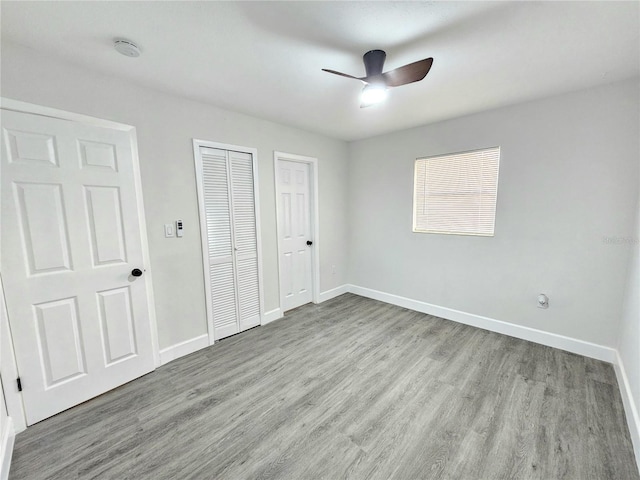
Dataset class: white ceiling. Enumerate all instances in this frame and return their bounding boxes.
[2,1,638,141]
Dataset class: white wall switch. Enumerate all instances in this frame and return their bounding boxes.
[176,219,184,237]
[164,223,174,237]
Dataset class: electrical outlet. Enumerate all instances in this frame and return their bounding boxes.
[537,294,549,309]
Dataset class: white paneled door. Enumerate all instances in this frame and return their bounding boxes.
[277,160,313,311]
[196,145,262,341]
[1,110,155,425]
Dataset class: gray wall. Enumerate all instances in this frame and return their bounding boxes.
[348,79,639,347]
[1,42,637,355]
[1,42,350,349]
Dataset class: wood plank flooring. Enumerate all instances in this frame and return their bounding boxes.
[10,293,639,479]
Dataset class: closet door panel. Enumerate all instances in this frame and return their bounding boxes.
[229,151,258,257]
[210,263,238,339]
[229,151,260,332]
[201,148,239,338]
[202,149,233,259]
[236,257,260,330]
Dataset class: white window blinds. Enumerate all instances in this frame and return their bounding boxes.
[413,147,500,236]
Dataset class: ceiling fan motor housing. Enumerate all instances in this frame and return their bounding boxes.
[363,49,387,77]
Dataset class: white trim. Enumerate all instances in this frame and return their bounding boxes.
[319,285,349,303]
[0,275,26,433]
[252,151,266,328]
[192,139,265,343]
[129,130,161,367]
[0,416,15,480]
[159,334,210,366]
[192,141,216,345]
[614,351,640,467]
[274,151,321,313]
[0,98,133,131]
[0,98,160,425]
[262,308,284,325]
[347,285,616,363]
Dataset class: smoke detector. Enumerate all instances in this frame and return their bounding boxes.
[114,39,141,58]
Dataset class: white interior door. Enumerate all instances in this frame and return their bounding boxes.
[198,146,262,340]
[1,110,155,425]
[277,159,313,312]
[201,147,239,340]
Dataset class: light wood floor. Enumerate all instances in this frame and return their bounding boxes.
[10,293,639,479]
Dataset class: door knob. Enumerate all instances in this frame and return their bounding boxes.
[131,268,143,277]
[306,240,313,246]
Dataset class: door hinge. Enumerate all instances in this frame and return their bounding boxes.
[17,377,22,392]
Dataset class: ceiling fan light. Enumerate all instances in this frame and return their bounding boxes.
[361,84,388,105]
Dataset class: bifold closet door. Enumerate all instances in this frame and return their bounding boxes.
[228,151,261,332]
[200,147,261,340]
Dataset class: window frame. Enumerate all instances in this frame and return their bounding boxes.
[412,146,501,237]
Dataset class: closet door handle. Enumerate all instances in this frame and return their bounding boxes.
[131,268,143,277]
[306,241,313,246]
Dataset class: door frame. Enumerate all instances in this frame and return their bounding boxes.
[0,98,161,432]
[1,272,24,434]
[273,151,321,312]
[192,139,264,345]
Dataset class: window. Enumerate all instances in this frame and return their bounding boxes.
[413,147,500,236]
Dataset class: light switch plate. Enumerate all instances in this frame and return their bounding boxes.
[164,224,174,237]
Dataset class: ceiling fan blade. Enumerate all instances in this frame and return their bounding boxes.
[381,58,433,87]
[322,69,365,82]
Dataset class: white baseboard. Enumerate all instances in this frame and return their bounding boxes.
[266,286,348,324]
[159,334,210,366]
[347,284,616,363]
[614,351,640,468]
[318,284,349,303]
[1,417,15,480]
[262,308,283,326]
[158,307,294,365]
